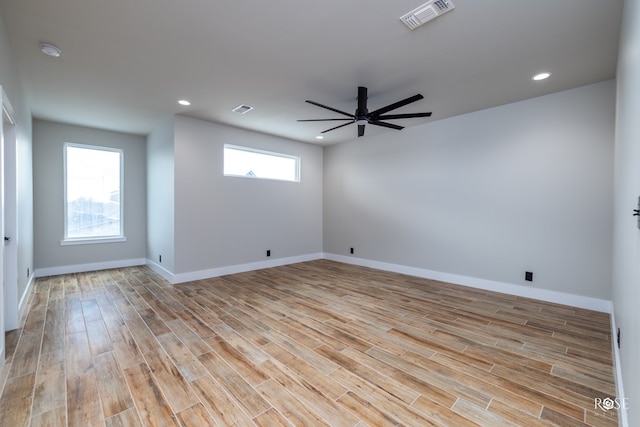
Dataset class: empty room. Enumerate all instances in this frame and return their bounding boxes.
[0,0,637,426]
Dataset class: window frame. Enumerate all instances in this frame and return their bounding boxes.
[223,144,301,182]
[61,142,126,245]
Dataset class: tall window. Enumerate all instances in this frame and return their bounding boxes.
[64,143,124,243]
[224,144,300,182]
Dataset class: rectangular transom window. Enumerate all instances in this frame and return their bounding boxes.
[224,144,300,182]
[63,143,124,244]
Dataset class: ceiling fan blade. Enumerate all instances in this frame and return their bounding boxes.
[358,124,365,137]
[368,120,404,131]
[322,121,354,133]
[297,118,354,122]
[376,112,432,120]
[305,100,354,118]
[357,86,368,116]
[368,94,424,118]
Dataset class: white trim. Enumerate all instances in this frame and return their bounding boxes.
[145,259,175,283]
[18,271,36,319]
[322,253,612,313]
[63,143,124,241]
[60,236,127,246]
[151,253,323,285]
[35,258,146,278]
[223,144,301,182]
[609,308,629,427]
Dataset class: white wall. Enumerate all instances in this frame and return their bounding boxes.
[146,116,175,274]
[0,10,33,333]
[613,0,640,425]
[172,115,323,275]
[324,81,614,301]
[33,120,146,273]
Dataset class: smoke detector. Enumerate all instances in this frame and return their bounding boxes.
[39,43,61,57]
[400,0,455,30]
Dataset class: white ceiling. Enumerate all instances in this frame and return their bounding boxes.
[0,0,623,145]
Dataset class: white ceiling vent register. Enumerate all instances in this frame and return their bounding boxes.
[232,104,254,114]
[400,0,455,30]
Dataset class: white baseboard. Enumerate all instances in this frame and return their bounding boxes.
[32,254,612,313]
[145,260,175,283]
[323,253,612,313]
[35,258,147,278]
[609,309,628,427]
[17,272,36,321]
[148,253,324,284]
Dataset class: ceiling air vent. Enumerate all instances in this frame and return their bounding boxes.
[400,0,455,30]
[232,104,254,114]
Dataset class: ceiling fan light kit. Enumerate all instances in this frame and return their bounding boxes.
[298,86,432,138]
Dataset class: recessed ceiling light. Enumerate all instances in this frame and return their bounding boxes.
[532,72,551,81]
[315,135,324,140]
[39,43,61,57]
[178,99,191,106]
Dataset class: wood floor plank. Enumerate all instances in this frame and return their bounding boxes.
[157,332,209,382]
[31,350,66,416]
[206,334,269,387]
[198,350,271,418]
[85,319,115,356]
[30,406,67,427]
[262,341,347,400]
[123,317,162,354]
[260,359,360,427]
[0,373,36,427]
[94,351,136,418]
[66,373,103,427]
[369,347,491,408]
[320,345,424,406]
[41,301,66,354]
[253,407,293,427]
[65,307,86,334]
[190,376,256,426]
[211,322,270,366]
[144,349,200,414]
[9,332,42,378]
[452,398,514,426]
[65,332,94,378]
[175,402,216,426]
[123,362,178,427]
[164,318,212,356]
[256,378,331,427]
[104,407,143,427]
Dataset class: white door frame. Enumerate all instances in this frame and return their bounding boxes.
[2,90,17,333]
[0,88,6,362]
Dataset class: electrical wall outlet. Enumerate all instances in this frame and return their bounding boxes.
[266,250,271,257]
[525,271,533,282]
[350,247,354,254]
[159,254,162,263]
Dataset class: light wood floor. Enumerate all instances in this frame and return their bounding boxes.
[0,260,618,426]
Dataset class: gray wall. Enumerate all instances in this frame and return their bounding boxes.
[324,80,614,300]
[613,0,640,425]
[146,116,175,273]
[172,115,323,274]
[33,120,146,270]
[0,10,33,324]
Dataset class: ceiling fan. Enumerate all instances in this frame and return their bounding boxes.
[298,86,432,137]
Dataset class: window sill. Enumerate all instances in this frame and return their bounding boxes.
[60,236,127,246]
